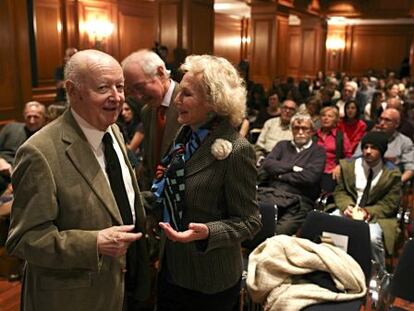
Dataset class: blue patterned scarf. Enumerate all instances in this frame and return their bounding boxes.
[151,125,210,231]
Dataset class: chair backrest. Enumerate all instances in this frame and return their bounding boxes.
[242,202,276,251]
[298,210,372,284]
[391,238,414,302]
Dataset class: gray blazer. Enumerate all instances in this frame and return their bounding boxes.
[160,119,262,294]
[6,109,150,311]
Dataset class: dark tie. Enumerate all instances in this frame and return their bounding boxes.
[102,132,133,225]
[359,168,373,208]
[102,132,137,291]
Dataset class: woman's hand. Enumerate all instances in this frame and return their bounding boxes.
[159,222,209,243]
[332,164,341,180]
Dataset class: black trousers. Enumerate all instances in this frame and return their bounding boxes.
[156,270,241,311]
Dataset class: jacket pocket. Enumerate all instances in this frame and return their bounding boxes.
[39,271,92,290]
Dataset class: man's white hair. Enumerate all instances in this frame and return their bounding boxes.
[121,49,169,78]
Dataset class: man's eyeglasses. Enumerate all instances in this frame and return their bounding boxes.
[292,126,311,133]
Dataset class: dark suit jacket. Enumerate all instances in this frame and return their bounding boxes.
[140,82,181,190]
[0,122,29,164]
[160,119,262,294]
[6,109,150,311]
[334,158,402,254]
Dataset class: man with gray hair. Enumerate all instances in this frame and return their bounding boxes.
[258,113,326,235]
[122,49,180,190]
[0,101,46,192]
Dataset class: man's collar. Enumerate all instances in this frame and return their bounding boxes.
[161,79,175,108]
[361,157,383,175]
[71,108,109,152]
[291,139,312,152]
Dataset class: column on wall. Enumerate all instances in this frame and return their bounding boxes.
[249,0,285,88]
[157,0,214,64]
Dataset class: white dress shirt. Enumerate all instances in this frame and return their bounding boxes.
[71,109,136,223]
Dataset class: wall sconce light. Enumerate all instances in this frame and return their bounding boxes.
[84,18,114,50]
[326,37,345,57]
[241,37,251,44]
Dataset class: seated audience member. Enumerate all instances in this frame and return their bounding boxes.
[255,100,297,162]
[304,97,322,130]
[356,75,375,113]
[117,98,145,167]
[259,113,326,235]
[399,100,414,142]
[338,100,367,153]
[354,108,414,183]
[47,103,67,122]
[364,91,385,128]
[315,106,353,193]
[118,98,144,154]
[331,132,401,272]
[250,91,281,131]
[0,101,46,188]
[336,81,357,118]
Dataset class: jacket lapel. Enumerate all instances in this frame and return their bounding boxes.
[161,84,180,156]
[185,120,232,177]
[61,110,123,225]
[343,160,358,200]
[367,167,391,204]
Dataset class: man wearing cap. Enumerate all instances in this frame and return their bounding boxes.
[332,131,401,271]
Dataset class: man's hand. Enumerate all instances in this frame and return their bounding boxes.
[159,222,209,243]
[0,158,12,176]
[343,205,354,218]
[97,225,142,257]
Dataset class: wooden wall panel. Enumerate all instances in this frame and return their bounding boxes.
[214,13,242,66]
[118,1,156,61]
[287,26,301,77]
[275,16,288,77]
[188,1,214,55]
[0,0,32,123]
[346,25,413,76]
[159,2,179,63]
[301,29,316,73]
[251,19,273,84]
[0,0,20,117]
[33,0,63,86]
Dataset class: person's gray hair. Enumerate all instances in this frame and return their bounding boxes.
[290,113,315,131]
[24,101,46,116]
[180,55,246,127]
[121,49,169,78]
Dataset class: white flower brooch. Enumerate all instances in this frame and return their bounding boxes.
[211,139,233,160]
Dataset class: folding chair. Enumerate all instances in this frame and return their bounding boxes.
[390,238,414,310]
[298,210,372,311]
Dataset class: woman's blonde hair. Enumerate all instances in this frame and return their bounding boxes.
[180,55,246,127]
[320,106,339,122]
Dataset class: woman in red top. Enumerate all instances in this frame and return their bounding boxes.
[315,106,353,193]
[338,100,367,153]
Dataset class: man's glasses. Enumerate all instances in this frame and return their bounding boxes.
[292,126,311,133]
